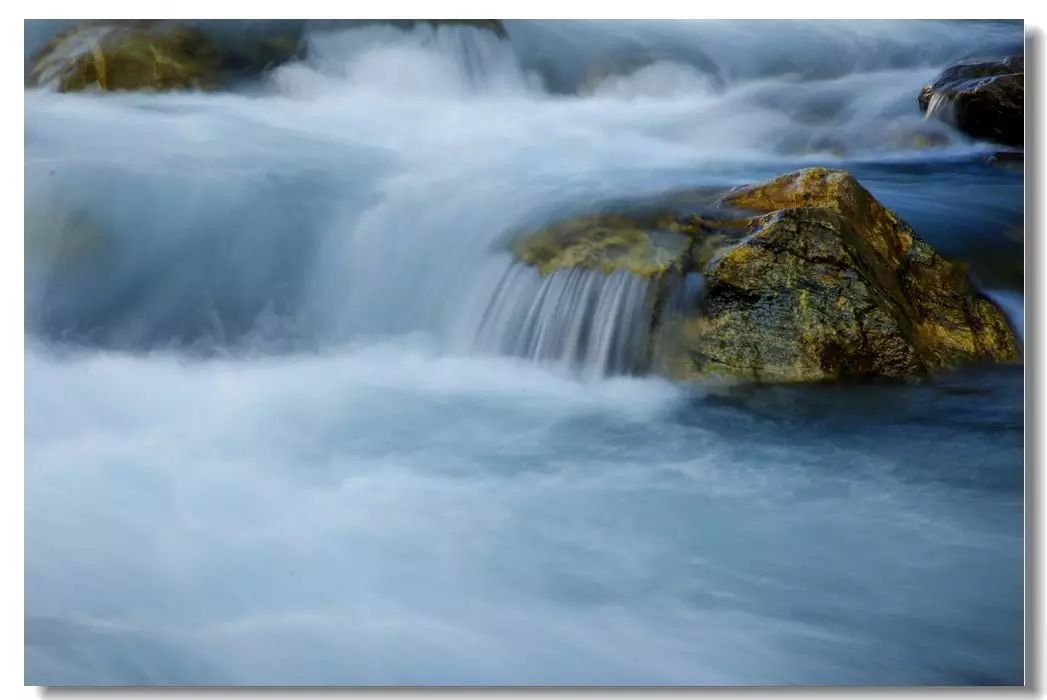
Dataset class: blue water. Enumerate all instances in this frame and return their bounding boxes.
[25,19,1024,685]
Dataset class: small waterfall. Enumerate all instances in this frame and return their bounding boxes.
[291,22,530,96]
[924,91,956,123]
[473,263,654,377]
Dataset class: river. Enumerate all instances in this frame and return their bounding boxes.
[24,19,1024,685]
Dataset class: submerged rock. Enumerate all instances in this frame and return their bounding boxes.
[200,21,307,78]
[918,55,1024,147]
[27,23,222,92]
[511,168,1019,382]
[984,150,1024,169]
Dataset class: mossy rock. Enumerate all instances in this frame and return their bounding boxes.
[27,23,222,92]
[918,55,1024,147]
[674,169,1019,380]
[514,212,701,278]
[511,168,1020,383]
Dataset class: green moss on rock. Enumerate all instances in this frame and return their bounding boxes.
[513,213,692,278]
[670,169,1021,381]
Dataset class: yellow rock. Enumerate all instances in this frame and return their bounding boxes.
[511,168,1020,382]
[28,23,222,92]
[513,213,691,278]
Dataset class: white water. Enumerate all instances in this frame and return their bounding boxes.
[24,339,1024,685]
[25,20,1024,685]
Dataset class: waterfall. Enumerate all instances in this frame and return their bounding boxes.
[473,263,655,377]
[924,91,956,123]
[274,22,531,97]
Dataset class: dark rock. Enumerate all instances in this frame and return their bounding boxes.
[918,55,1024,146]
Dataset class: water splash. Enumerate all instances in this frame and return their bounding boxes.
[270,23,532,98]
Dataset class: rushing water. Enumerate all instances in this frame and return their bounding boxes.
[24,20,1024,685]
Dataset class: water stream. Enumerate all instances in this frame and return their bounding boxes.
[25,19,1024,685]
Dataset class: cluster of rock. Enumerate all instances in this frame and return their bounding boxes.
[514,50,1025,383]
[514,168,1019,382]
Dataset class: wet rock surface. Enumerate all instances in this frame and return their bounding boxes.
[513,168,1020,382]
[27,23,224,92]
[919,55,1024,147]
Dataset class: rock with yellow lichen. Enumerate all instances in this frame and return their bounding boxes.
[27,23,222,92]
[512,168,1020,382]
[513,213,694,278]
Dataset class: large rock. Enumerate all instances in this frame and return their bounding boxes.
[27,23,222,92]
[918,56,1024,147]
[513,168,1020,382]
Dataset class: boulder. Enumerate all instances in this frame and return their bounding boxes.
[918,56,1024,147]
[27,23,222,92]
[512,168,1020,382]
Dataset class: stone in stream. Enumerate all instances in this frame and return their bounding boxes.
[511,168,1020,382]
[26,23,224,92]
[918,55,1024,147]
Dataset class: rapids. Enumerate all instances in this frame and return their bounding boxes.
[25,19,1024,685]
